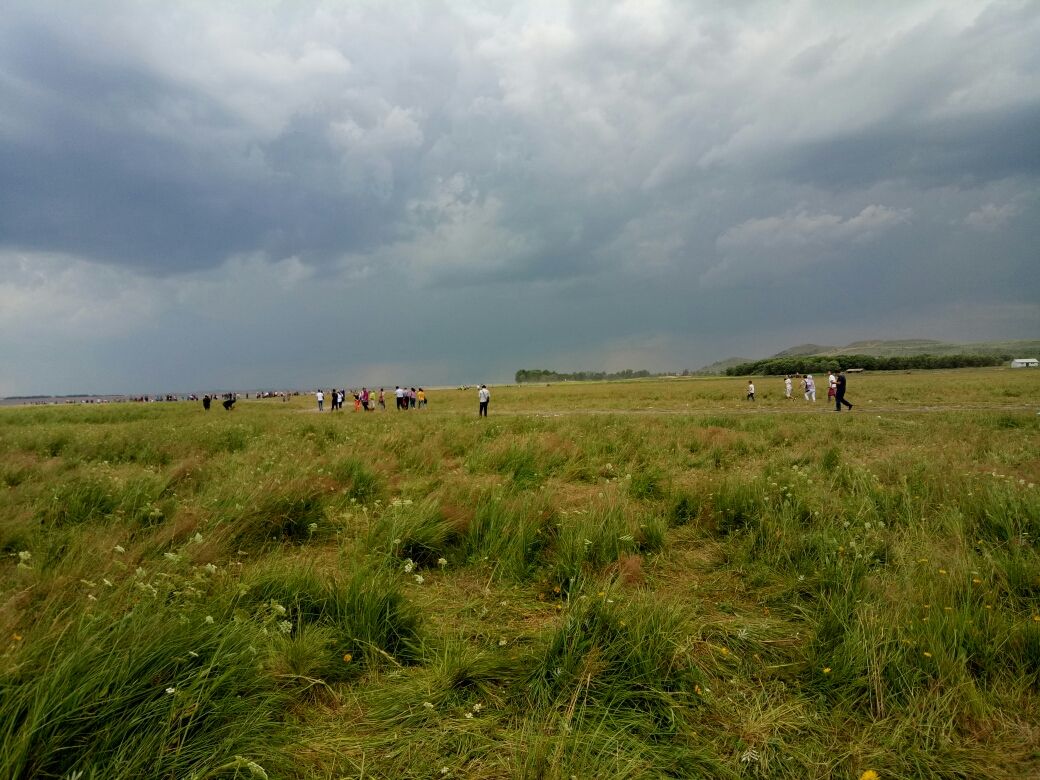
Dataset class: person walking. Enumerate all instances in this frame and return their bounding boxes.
[746,380,755,401]
[202,394,211,411]
[478,384,490,417]
[417,387,426,407]
[835,370,853,412]
[827,371,837,404]
[395,386,405,410]
[804,375,816,402]
[316,389,324,411]
[378,388,386,410]
[784,375,792,399]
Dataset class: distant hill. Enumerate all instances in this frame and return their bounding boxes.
[807,339,1040,358]
[770,343,836,358]
[692,356,752,375]
[696,338,1040,374]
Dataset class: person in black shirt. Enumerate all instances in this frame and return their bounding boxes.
[835,371,852,412]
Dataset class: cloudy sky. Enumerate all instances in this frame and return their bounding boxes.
[1,0,1038,395]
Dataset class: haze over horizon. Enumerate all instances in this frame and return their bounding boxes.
[2,1,1038,396]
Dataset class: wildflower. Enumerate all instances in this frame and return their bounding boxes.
[308,523,318,533]
[465,712,474,719]
[17,551,31,563]
[972,578,982,584]
[277,620,292,634]
[498,637,508,646]
[694,684,702,695]
[473,702,483,712]
[403,559,415,573]
[205,615,214,624]
[191,532,204,544]
[441,768,449,775]
[164,552,180,562]
[553,585,561,594]
[860,771,880,780]
[438,557,448,567]
[272,603,287,616]
[166,687,177,694]
[822,667,832,674]
[343,653,353,663]
[13,634,23,641]
[113,544,126,553]
[923,651,932,658]
[938,569,947,575]
[422,701,434,709]
[1033,615,1040,622]
[414,574,424,584]
[203,563,218,574]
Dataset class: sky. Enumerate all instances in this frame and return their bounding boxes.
[1,0,1038,395]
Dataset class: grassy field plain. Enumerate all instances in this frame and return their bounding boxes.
[1,368,1038,779]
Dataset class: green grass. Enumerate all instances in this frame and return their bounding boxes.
[1,368,1038,778]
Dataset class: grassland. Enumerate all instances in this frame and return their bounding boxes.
[1,368,1038,779]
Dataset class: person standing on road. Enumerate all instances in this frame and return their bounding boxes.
[835,370,853,412]
[784,375,792,399]
[478,384,490,417]
[316,389,324,412]
[746,380,755,401]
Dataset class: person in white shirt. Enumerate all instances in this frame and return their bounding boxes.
[827,372,837,403]
[804,375,816,402]
[316,390,324,412]
[395,385,405,410]
[478,384,490,417]
[784,375,793,399]
[746,380,755,401]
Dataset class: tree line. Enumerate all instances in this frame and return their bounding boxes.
[515,368,655,383]
[723,353,1008,376]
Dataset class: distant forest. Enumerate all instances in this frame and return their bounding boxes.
[515,368,659,383]
[724,353,1006,376]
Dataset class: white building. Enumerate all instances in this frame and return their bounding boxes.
[1010,358,1038,368]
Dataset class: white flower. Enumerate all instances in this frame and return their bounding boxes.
[163,552,180,562]
[423,701,435,709]
[464,712,474,719]
[272,603,287,616]
[277,620,292,634]
[498,638,507,646]
[203,563,217,574]
[403,559,415,573]
[440,768,449,775]
[166,687,177,694]
[245,760,268,779]
[17,551,31,562]
[205,615,214,624]
[308,523,318,533]
[191,532,204,544]
[437,557,448,567]
[414,574,424,584]
[472,702,483,712]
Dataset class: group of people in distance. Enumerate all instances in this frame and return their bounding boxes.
[747,370,853,411]
[315,386,429,412]
[777,371,853,411]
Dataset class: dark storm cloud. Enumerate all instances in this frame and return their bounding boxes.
[0,1,1037,396]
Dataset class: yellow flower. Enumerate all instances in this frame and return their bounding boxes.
[923,652,932,658]
[12,634,22,642]
[1033,615,1040,622]
[822,667,831,674]
[938,569,947,575]
[860,771,880,780]
[343,653,353,663]
[694,685,702,695]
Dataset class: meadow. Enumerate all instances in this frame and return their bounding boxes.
[1,368,1038,779]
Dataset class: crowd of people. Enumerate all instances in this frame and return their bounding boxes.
[778,371,854,411]
[316,386,431,412]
